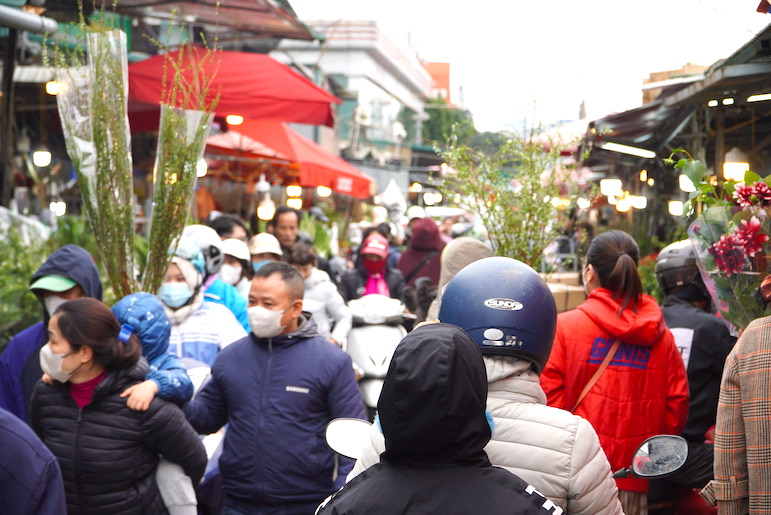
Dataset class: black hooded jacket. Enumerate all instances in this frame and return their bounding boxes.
[30,359,207,515]
[660,294,736,442]
[0,244,103,421]
[317,323,557,515]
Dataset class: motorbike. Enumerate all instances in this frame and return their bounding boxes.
[325,417,373,460]
[613,435,716,515]
[345,294,407,421]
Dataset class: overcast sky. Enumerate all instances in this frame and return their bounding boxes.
[289,0,771,132]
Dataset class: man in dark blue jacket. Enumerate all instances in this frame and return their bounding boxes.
[0,244,103,422]
[184,262,365,514]
[0,407,66,514]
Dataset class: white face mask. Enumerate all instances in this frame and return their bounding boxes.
[44,295,68,317]
[248,305,287,338]
[39,344,80,383]
[219,264,243,286]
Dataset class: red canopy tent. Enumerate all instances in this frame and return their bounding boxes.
[128,46,342,127]
[208,120,374,199]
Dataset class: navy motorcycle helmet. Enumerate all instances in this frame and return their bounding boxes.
[438,256,557,373]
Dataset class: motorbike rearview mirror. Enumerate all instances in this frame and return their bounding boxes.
[325,418,373,460]
[613,434,688,479]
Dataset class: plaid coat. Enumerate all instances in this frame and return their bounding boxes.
[701,315,771,514]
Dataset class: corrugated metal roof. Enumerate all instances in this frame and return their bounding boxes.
[113,0,316,41]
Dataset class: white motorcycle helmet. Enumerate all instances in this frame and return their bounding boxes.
[182,224,225,276]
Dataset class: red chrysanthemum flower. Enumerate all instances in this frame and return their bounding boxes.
[735,216,769,257]
[733,184,755,207]
[708,234,747,277]
[732,183,771,207]
[752,183,771,205]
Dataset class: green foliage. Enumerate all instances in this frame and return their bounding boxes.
[440,122,575,267]
[141,105,214,294]
[48,6,218,298]
[51,25,138,298]
[299,215,331,257]
[0,229,47,348]
[423,96,474,146]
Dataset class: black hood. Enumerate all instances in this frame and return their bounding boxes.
[30,244,103,321]
[379,323,491,467]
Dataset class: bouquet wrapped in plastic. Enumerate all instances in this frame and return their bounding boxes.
[688,184,771,330]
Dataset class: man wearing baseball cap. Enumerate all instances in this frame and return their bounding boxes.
[0,244,103,422]
[338,233,406,303]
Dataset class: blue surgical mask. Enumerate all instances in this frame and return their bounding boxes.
[252,261,268,272]
[160,282,193,309]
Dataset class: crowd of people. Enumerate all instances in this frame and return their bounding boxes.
[0,205,765,514]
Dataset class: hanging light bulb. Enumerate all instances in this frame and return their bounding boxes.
[317,185,332,197]
[257,197,276,221]
[286,185,302,198]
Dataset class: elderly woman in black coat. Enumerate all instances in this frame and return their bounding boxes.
[30,297,207,515]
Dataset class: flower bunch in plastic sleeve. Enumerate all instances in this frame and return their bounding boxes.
[686,178,771,330]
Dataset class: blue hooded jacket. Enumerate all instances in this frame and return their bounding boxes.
[0,245,103,421]
[205,277,250,332]
[112,292,194,405]
[183,314,366,511]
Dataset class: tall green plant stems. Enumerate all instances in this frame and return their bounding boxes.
[142,106,214,293]
[441,123,577,268]
[51,9,218,297]
[54,29,138,298]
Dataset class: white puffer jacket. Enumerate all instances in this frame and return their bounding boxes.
[349,356,624,515]
[303,268,352,344]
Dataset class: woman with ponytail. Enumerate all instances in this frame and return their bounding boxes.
[540,230,689,515]
[30,297,207,515]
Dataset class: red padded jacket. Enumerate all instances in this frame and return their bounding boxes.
[541,287,689,493]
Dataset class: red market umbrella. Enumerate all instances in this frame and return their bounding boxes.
[128,45,341,127]
[205,130,290,161]
[232,119,374,199]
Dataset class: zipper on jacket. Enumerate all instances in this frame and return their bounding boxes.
[75,408,86,513]
[256,337,274,501]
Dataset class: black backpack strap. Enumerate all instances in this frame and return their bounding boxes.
[404,250,439,284]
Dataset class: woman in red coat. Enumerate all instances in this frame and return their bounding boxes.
[540,230,689,515]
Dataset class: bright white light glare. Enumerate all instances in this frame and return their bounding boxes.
[723,162,750,182]
[225,114,244,126]
[639,169,647,182]
[647,178,655,186]
[607,195,618,205]
[49,201,66,217]
[550,197,561,207]
[287,197,303,209]
[577,197,591,209]
[630,195,647,209]
[600,178,623,197]
[599,142,656,159]
[423,191,443,206]
[679,174,696,192]
[722,98,735,106]
[668,200,684,216]
[196,158,208,178]
[316,185,332,197]
[748,93,771,103]
[286,185,302,197]
[32,151,51,167]
[45,81,60,95]
[707,100,718,107]
[616,197,632,212]
[257,198,276,220]
[408,182,423,193]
